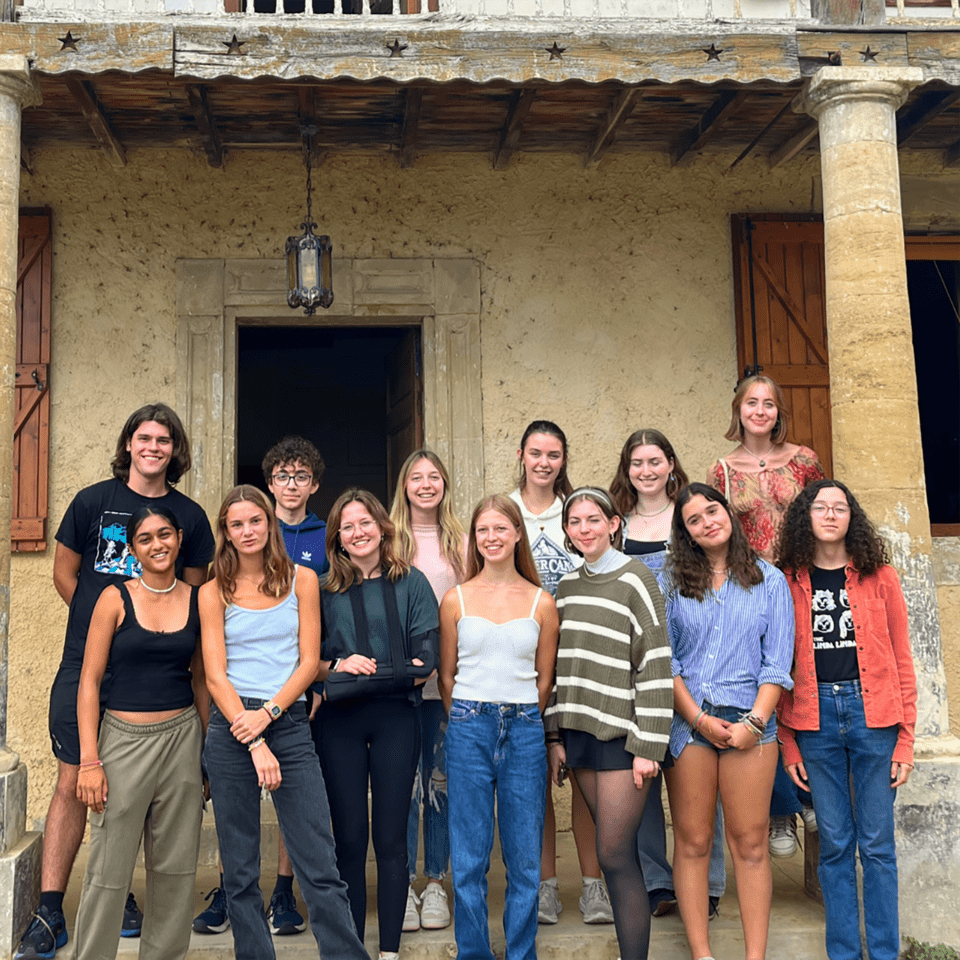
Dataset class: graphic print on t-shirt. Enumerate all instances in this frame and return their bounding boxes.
[94,511,140,578]
[812,587,854,652]
[529,532,575,596]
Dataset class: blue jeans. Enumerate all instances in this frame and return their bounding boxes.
[795,681,900,960]
[770,755,805,816]
[446,701,546,960]
[203,699,368,960]
[637,771,726,898]
[407,699,450,881]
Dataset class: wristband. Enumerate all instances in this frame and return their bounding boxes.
[330,659,341,673]
[79,760,103,769]
[248,737,266,752]
[693,709,707,731]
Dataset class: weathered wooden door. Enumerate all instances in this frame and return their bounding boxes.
[385,327,423,503]
[731,215,833,478]
[15,210,52,551]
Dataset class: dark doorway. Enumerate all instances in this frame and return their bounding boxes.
[236,324,423,523]
[907,259,960,532]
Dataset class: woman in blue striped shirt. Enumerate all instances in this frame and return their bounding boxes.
[659,483,794,960]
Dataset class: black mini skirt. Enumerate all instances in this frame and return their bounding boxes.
[562,728,634,771]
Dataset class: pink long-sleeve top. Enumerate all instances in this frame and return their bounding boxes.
[777,562,918,768]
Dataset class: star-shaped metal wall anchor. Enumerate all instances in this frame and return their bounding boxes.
[546,42,566,61]
[859,46,879,62]
[223,34,245,55]
[58,31,81,52]
[703,43,723,61]
[387,39,407,58]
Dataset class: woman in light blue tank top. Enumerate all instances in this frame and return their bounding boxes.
[199,486,368,960]
[438,494,558,960]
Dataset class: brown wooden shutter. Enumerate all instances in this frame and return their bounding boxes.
[14,209,52,552]
[731,215,833,479]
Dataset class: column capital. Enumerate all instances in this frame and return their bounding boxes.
[800,65,924,120]
[0,55,42,109]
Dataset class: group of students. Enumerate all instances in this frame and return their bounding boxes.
[15,376,916,960]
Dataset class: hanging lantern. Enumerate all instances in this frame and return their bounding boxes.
[286,127,333,314]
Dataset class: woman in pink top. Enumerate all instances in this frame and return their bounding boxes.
[390,449,466,933]
[707,375,824,563]
[707,374,825,858]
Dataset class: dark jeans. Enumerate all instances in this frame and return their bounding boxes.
[203,699,367,960]
[319,696,420,954]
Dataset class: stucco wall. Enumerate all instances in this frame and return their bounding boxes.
[10,145,956,827]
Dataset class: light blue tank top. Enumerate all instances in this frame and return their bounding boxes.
[224,569,305,701]
[451,585,543,704]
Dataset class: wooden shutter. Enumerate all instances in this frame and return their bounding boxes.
[731,215,833,479]
[14,209,52,552]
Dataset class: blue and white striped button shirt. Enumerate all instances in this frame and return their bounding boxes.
[658,558,795,759]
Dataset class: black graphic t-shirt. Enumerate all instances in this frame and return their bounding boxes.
[56,478,215,667]
[810,565,859,683]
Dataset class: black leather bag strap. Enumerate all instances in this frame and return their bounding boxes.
[380,576,408,682]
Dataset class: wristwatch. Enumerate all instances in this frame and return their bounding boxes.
[262,701,283,721]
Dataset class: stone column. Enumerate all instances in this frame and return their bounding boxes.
[0,54,43,955]
[802,66,960,947]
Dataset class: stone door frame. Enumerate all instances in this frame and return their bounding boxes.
[175,257,484,519]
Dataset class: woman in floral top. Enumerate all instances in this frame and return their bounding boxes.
[707,373,825,861]
[707,375,824,563]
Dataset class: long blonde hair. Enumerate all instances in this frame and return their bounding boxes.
[325,489,410,593]
[465,494,541,587]
[390,449,466,582]
[213,485,294,605]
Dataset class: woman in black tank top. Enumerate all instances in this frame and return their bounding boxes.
[74,506,205,960]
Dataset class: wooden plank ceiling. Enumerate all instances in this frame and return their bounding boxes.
[20,71,960,170]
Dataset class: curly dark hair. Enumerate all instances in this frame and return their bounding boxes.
[262,436,326,486]
[609,428,690,516]
[667,483,763,601]
[777,479,889,580]
[112,403,191,486]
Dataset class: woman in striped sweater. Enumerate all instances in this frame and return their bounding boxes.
[660,483,794,960]
[547,487,673,960]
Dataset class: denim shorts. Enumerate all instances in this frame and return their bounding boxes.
[689,701,777,752]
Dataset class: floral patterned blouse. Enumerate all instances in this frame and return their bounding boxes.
[707,446,825,561]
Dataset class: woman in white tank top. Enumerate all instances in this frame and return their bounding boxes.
[438,494,559,960]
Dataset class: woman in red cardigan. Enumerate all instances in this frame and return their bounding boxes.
[777,479,917,960]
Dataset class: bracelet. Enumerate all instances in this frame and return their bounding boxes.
[545,736,562,743]
[79,760,103,769]
[547,742,564,749]
[693,709,707,731]
[248,737,266,752]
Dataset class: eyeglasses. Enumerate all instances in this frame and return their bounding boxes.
[272,472,313,487]
[811,503,850,517]
[339,519,378,537]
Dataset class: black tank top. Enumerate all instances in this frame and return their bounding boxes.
[105,584,200,711]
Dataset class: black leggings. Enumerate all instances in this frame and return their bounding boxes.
[319,697,420,953]
[574,768,653,960]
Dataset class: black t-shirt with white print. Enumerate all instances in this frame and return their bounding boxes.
[810,565,859,683]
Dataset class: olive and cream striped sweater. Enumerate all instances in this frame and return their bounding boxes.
[548,559,673,761]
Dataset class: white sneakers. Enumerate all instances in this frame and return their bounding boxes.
[419,883,451,929]
[800,804,818,832]
[403,882,451,932]
[769,814,800,858]
[537,879,563,924]
[578,878,614,924]
[402,886,421,932]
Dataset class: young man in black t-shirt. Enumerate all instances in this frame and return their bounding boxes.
[16,404,214,960]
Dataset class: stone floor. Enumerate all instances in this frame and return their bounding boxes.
[61,800,829,960]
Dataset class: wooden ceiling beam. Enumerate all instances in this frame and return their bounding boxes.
[20,141,32,175]
[768,118,818,168]
[186,84,224,168]
[670,89,750,167]
[897,89,960,147]
[64,76,127,168]
[398,86,423,169]
[494,88,536,171]
[584,87,640,169]
[729,97,796,170]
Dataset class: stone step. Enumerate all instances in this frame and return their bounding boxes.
[63,819,829,960]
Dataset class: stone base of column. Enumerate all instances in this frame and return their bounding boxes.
[897,738,960,947]
[0,762,41,955]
